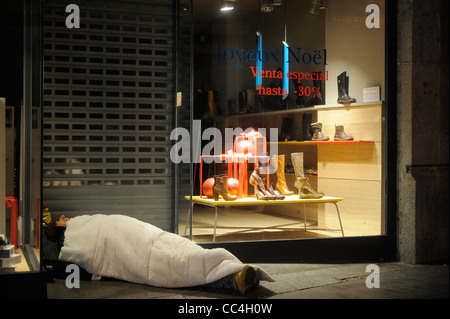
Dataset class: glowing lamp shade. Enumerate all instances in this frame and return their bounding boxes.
[202,178,215,198]
[236,139,253,154]
[227,178,240,196]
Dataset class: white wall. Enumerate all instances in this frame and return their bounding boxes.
[325,0,386,105]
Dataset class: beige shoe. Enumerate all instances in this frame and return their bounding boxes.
[234,265,260,295]
[311,122,330,141]
[291,152,305,190]
[298,177,323,199]
[334,125,354,141]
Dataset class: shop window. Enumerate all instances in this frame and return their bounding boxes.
[186,0,387,243]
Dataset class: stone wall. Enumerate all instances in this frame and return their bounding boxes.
[397,0,449,264]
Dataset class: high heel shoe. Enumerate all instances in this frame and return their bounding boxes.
[269,184,285,200]
[249,168,276,200]
[213,174,237,201]
[254,185,269,200]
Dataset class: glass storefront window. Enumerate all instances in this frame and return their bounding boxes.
[183,0,387,244]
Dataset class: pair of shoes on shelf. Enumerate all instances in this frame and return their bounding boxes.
[212,174,237,201]
[249,167,285,200]
[311,122,354,141]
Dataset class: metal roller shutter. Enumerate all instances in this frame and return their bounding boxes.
[42,0,174,230]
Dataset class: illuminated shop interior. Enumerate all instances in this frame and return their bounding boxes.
[185,0,386,243]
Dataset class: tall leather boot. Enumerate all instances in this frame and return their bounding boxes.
[297,177,323,199]
[334,125,354,141]
[302,113,313,141]
[291,152,305,190]
[273,154,294,195]
[213,175,237,201]
[337,71,356,104]
[278,117,294,142]
[311,122,330,141]
[345,74,355,103]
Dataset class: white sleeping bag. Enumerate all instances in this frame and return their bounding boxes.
[59,214,272,287]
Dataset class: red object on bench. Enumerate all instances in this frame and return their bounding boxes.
[5,196,18,249]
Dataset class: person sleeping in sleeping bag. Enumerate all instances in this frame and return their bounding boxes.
[42,214,270,295]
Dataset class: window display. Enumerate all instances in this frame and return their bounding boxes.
[185,0,386,243]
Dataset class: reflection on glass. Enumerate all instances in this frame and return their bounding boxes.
[186,0,386,243]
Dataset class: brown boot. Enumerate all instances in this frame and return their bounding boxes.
[274,155,294,195]
[298,177,323,199]
[213,175,237,201]
[334,125,354,141]
[311,122,329,141]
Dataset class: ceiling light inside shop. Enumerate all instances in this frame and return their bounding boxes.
[260,0,274,13]
[308,0,327,15]
[221,0,235,11]
[260,0,283,13]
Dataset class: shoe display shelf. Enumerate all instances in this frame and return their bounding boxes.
[186,195,344,242]
[215,101,384,237]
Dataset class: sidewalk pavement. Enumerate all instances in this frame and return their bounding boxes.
[46,262,448,299]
